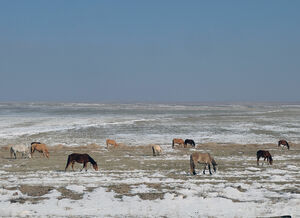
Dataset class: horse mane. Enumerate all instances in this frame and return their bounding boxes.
[31,142,41,145]
[88,155,97,165]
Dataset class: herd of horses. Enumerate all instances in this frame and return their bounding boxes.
[8,138,290,175]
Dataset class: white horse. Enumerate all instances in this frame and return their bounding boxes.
[151,144,162,156]
[10,144,31,159]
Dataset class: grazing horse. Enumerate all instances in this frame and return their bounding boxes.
[184,139,196,147]
[190,152,217,175]
[151,144,162,156]
[31,142,49,158]
[10,144,31,159]
[106,139,118,148]
[65,153,98,171]
[278,139,290,150]
[257,150,273,166]
[172,138,185,148]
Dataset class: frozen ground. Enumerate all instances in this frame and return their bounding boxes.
[0,143,299,217]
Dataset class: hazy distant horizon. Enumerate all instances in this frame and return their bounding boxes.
[1,100,300,105]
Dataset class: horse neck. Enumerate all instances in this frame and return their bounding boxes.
[88,156,96,165]
[268,154,273,161]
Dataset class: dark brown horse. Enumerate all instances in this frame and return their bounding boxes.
[278,139,290,150]
[65,153,98,171]
[257,150,273,166]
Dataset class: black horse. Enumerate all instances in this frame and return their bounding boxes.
[184,139,195,147]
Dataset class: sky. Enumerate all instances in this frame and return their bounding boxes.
[0,1,299,103]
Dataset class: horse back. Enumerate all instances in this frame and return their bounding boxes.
[173,138,184,144]
[184,139,195,146]
[152,144,162,152]
[191,152,211,163]
[68,153,89,163]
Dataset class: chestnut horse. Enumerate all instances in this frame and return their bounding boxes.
[65,153,98,171]
[172,138,185,148]
[257,150,273,166]
[31,142,49,158]
[151,144,162,156]
[190,152,217,175]
[106,139,118,148]
[184,139,196,147]
[278,139,290,150]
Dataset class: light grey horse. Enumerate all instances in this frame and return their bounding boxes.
[10,144,31,159]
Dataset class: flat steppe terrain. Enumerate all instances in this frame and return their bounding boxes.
[0,143,299,217]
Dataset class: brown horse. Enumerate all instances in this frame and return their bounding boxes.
[172,138,185,148]
[278,139,290,150]
[65,153,98,171]
[257,150,273,166]
[106,139,118,148]
[31,142,49,158]
[190,152,217,175]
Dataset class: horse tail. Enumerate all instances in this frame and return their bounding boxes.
[65,155,71,171]
[286,142,290,150]
[190,155,196,175]
[30,144,35,154]
[152,146,156,156]
[172,139,174,148]
[10,147,14,158]
[211,158,217,172]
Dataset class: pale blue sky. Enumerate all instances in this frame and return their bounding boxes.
[0,1,299,102]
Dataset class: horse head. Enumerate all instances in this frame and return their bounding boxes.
[93,163,99,171]
[269,155,273,165]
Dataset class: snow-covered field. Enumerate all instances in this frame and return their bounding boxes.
[0,144,299,217]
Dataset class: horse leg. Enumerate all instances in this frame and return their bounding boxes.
[31,149,35,158]
[257,157,260,166]
[71,161,75,171]
[81,162,87,172]
[208,164,212,175]
[203,164,207,174]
